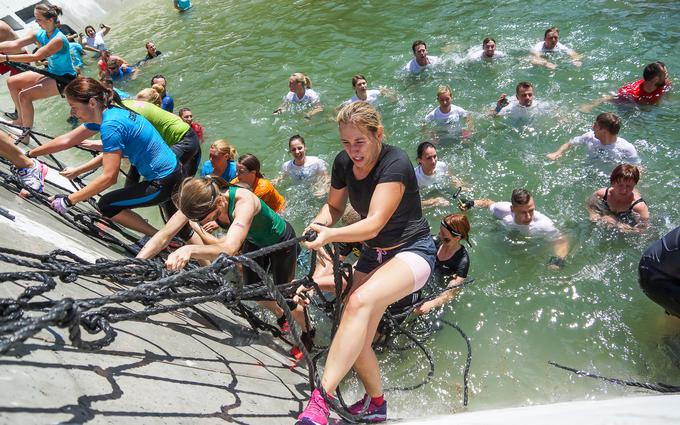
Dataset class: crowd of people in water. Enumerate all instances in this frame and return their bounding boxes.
[0,5,678,425]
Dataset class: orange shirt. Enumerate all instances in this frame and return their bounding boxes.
[230,176,285,213]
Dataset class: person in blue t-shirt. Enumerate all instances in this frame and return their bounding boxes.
[151,74,174,112]
[200,139,238,181]
[0,4,77,138]
[28,77,185,238]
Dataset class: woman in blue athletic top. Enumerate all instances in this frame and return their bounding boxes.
[0,4,77,137]
[28,77,182,237]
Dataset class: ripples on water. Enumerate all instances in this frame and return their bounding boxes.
[3,0,679,418]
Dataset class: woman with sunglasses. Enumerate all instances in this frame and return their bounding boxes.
[414,213,471,315]
[136,176,311,345]
[231,154,285,213]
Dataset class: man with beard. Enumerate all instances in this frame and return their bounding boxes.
[581,62,671,112]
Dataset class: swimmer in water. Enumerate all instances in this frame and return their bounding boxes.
[530,26,582,69]
[466,37,505,61]
[273,72,323,119]
[587,164,649,232]
[547,112,640,164]
[151,74,174,112]
[272,134,328,196]
[403,39,442,74]
[460,188,569,268]
[414,141,465,208]
[178,107,204,143]
[340,74,394,107]
[580,62,671,112]
[297,101,435,425]
[490,81,551,120]
[423,85,473,141]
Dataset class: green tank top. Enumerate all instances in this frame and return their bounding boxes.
[227,186,287,247]
[122,99,190,146]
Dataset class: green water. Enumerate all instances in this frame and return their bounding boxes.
[7,0,680,418]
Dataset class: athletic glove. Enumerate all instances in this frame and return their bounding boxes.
[50,194,73,214]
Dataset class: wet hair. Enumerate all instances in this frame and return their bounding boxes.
[64,76,126,110]
[436,84,453,98]
[84,25,95,34]
[416,141,436,159]
[288,134,305,149]
[291,72,312,89]
[341,205,361,226]
[99,77,114,88]
[412,40,426,53]
[351,74,367,88]
[177,107,192,117]
[238,154,264,178]
[145,41,155,49]
[176,177,230,221]
[105,58,118,68]
[610,164,640,185]
[150,74,167,86]
[544,27,559,38]
[511,188,532,206]
[211,139,237,159]
[442,213,471,244]
[482,37,496,46]
[516,81,534,94]
[151,83,166,97]
[35,4,63,23]
[336,101,383,139]
[135,88,161,106]
[595,112,621,135]
[643,62,666,81]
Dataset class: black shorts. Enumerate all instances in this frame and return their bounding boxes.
[170,127,201,178]
[639,257,680,318]
[243,221,299,288]
[98,163,182,218]
[55,73,77,95]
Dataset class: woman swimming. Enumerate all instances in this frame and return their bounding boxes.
[273,72,323,119]
[587,163,649,231]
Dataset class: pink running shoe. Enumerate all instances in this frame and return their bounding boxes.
[347,394,387,423]
[296,388,329,425]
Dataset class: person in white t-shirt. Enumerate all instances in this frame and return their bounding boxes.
[414,141,463,208]
[467,37,506,61]
[461,188,569,268]
[273,134,328,196]
[403,40,441,74]
[341,74,392,107]
[547,112,640,164]
[491,81,546,119]
[273,72,323,119]
[530,27,581,69]
[424,85,473,139]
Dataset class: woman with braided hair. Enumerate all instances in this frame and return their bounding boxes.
[136,176,312,348]
[0,4,77,139]
[27,77,182,237]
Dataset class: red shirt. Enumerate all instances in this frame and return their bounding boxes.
[617,78,671,105]
[0,63,20,76]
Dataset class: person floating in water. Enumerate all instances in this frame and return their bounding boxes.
[530,26,582,69]
[174,0,192,12]
[403,39,441,74]
[423,84,473,141]
[580,61,671,112]
[587,164,649,232]
[491,81,544,118]
[460,188,569,268]
[273,72,323,119]
[547,112,640,164]
[466,37,505,61]
[639,226,680,319]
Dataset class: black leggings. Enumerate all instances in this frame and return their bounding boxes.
[99,163,181,217]
[243,221,299,288]
[639,258,680,318]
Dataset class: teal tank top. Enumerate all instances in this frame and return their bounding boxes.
[35,29,76,77]
[227,186,286,247]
